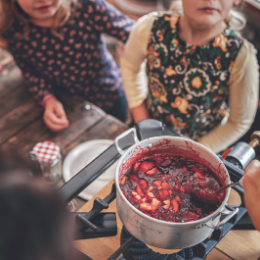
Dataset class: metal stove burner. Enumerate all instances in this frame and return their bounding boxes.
[120,227,191,260]
[60,119,258,260]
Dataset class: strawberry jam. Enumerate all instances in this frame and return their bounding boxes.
[119,155,224,223]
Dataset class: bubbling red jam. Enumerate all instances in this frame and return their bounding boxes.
[119,155,224,223]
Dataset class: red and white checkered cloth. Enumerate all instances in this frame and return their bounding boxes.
[33,141,60,163]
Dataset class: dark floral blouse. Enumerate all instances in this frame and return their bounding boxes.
[4,0,134,111]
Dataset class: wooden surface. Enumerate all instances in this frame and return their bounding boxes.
[0,70,128,210]
[1,70,260,260]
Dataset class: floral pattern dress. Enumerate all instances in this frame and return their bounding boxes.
[146,12,244,140]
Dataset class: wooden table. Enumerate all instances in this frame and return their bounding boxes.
[1,72,260,260]
[0,68,128,209]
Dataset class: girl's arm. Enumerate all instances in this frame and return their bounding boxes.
[86,0,135,43]
[198,41,259,153]
[120,13,156,122]
[15,58,69,131]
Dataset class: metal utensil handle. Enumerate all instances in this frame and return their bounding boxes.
[114,128,139,155]
[217,176,244,193]
[204,204,239,230]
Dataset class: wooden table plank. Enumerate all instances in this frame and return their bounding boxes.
[62,115,128,157]
[75,182,234,260]
[0,99,42,144]
[7,101,105,153]
[217,230,260,260]
[217,189,260,260]
[0,84,32,118]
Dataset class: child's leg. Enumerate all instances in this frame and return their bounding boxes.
[106,93,128,122]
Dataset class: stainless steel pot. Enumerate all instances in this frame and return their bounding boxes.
[114,128,239,249]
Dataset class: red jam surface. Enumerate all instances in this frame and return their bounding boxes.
[119,155,224,223]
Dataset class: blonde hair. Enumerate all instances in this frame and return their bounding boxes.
[169,0,246,31]
[0,0,78,38]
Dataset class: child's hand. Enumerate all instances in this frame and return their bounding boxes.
[43,97,69,132]
[243,159,260,231]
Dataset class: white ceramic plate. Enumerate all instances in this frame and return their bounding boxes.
[63,139,116,200]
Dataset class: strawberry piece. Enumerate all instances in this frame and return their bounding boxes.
[175,195,182,203]
[147,191,155,198]
[145,167,158,176]
[157,190,166,201]
[147,186,154,192]
[147,186,155,197]
[163,199,170,206]
[175,218,181,223]
[182,166,188,172]
[153,180,162,187]
[197,208,202,212]
[161,211,167,220]
[139,161,154,172]
[162,189,169,198]
[152,198,161,207]
[152,156,164,162]
[138,179,148,188]
[192,166,202,173]
[186,211,200,220]
[171,199,180,212]
[151,211,159,218]
[136,185,144,196]
[135,194,141,200]
[179,187,185,194]
[163,205,169,210]
[169,217,174,222]
[140,202,152,211]
[120,176,127,185]
[132,196,139,204]
[132,162,141,174]
[162,182,170,190]
[130,175,139,182]
[195,171,204,179]
[145,195,153,202]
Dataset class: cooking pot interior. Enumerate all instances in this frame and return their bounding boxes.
[118,137,229,190]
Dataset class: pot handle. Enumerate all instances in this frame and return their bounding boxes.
[201,204,239,230]
[114,128,140,155]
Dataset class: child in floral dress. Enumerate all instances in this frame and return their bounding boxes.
[121,0,259,153]
[0,0,134,131]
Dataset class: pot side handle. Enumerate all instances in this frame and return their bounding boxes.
[114,128,140,155]
[199,204,239,230]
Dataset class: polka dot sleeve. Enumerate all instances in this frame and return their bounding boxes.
[84,0,135,43]
[15,57,54,103]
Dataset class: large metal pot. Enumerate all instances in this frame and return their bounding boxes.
[114,128,239,249]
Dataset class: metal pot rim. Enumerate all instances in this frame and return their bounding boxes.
[115,135,231,226]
